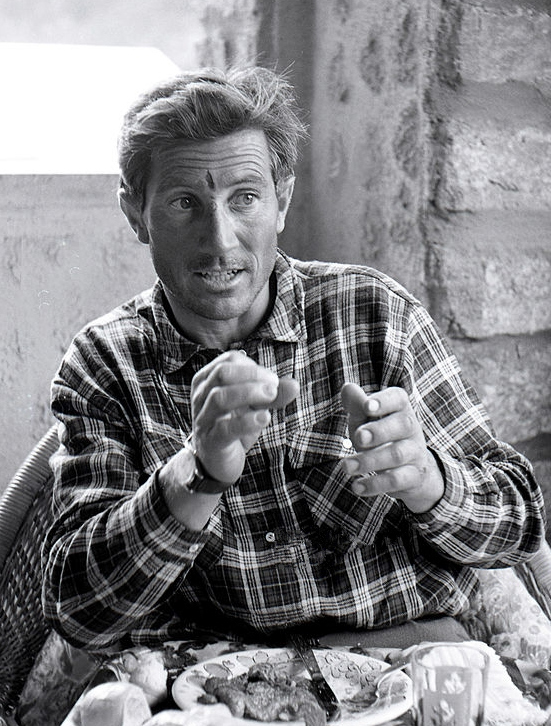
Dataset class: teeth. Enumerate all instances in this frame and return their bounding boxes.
[200,270,238,279]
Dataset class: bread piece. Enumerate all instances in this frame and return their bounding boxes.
[73,682,152,726]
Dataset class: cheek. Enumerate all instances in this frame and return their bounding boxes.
[148,212,179,239]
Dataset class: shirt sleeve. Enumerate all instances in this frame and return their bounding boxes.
[42,336,213,651]
[400,302,546,566]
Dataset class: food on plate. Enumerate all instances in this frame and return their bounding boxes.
[198,662,326,725]
[71,682,152,726]
[121,649,168,706]
[143,705,234,725]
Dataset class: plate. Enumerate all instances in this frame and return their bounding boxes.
[172,647,412,725]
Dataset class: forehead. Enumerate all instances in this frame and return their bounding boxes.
[149,128,273,190]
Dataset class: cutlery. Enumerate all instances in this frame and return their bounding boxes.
[372,658,409,698]
[290,634,341,722]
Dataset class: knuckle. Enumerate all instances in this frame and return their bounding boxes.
[210,386,227,409]
[384,469,401,492]
[395,387,409,405]
[390,440,411,467]
[214,364,232,386]
[404,413,417,435]
[386,466,411,492]
[390,442,406,466]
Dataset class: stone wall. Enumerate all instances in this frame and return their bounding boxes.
[425,0,551,517]
[304,0,431,302]
[261,0,551,522]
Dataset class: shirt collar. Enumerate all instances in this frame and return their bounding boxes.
[151,249,306,375]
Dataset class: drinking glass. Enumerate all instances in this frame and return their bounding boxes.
[411,642,489,726]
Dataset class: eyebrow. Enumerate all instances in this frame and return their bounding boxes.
[227,174,269,186]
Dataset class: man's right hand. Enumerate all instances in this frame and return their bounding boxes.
[191,350,299,484]
[159,351,298,530]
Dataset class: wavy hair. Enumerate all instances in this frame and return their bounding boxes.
[118,66,308,206]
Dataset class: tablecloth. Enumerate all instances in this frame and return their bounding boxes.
[59,639,551,726]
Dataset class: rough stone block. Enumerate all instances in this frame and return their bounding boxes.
[451,332,551,444]
[393,101,422,179]
[308,0,433,300]
[430,211,551,338]
[396,6,420,86]
[435,82,551,212]
[199,0,260,67]
[459,0,551,89]
[533,460,551,528]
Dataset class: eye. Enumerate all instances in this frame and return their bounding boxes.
[170,195,198,211]
[233,191,258,208]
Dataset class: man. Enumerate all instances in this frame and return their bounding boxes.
[42,66,545,653]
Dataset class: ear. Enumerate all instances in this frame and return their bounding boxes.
[118,190,150,245]
[275,176,295,234]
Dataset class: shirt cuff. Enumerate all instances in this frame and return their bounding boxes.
[122,469,215,573]
[410,449,470,535]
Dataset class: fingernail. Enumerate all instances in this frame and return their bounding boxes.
[358,429,372,446]
[365,398,380,414]
[255,410,270,425]
[263,383,278,399]
[341,458,359,475]
[237,349,247,356]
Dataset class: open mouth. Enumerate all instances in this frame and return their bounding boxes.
[198,269,241,281]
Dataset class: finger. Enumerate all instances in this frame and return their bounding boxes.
[211,358,279,387]
[192,350,250,384]
[340,438,418,476]
[232,377,299,416]
[271,377,299,409]
[202,380,280,420]
[341,382,376,418]
[191,352,264,407]
[354,410,418,450]
[341,382,382,435]
[349,465,421,498]
[193,358,278,414]
[209,407,272,441]
[362,386,410,418]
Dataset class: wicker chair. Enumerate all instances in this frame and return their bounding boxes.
[0,426,58,722]
[1,425,551,724]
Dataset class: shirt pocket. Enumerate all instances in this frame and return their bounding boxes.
[285,411,404,548]
[286,411,352,473]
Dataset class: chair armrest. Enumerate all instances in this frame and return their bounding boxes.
[0,426,58,570]
[515,539,551,621]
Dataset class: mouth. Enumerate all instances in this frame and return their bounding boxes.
[194,268,245,291]
[198,268,241,282]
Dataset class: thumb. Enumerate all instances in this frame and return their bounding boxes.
[272,377,299,409]
[341,382,376,433]
[341,382,369,418]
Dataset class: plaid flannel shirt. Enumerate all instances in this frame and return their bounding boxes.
[42,251,545,650]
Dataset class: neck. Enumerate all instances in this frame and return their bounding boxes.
[163,283,275,351]
[183,320,247,350]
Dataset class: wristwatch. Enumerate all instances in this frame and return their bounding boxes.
[180,434,230,495]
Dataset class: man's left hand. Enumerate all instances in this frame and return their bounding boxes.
[340,383,444,513]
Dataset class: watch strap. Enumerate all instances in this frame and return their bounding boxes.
[182,434,230,495]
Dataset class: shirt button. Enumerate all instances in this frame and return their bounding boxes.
[189,543,200,553]
[265,531,276,543]
[343,438,353,450]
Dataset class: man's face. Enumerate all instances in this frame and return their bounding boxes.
[123,129,294,345]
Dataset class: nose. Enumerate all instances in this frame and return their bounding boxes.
[202,203,237,252]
